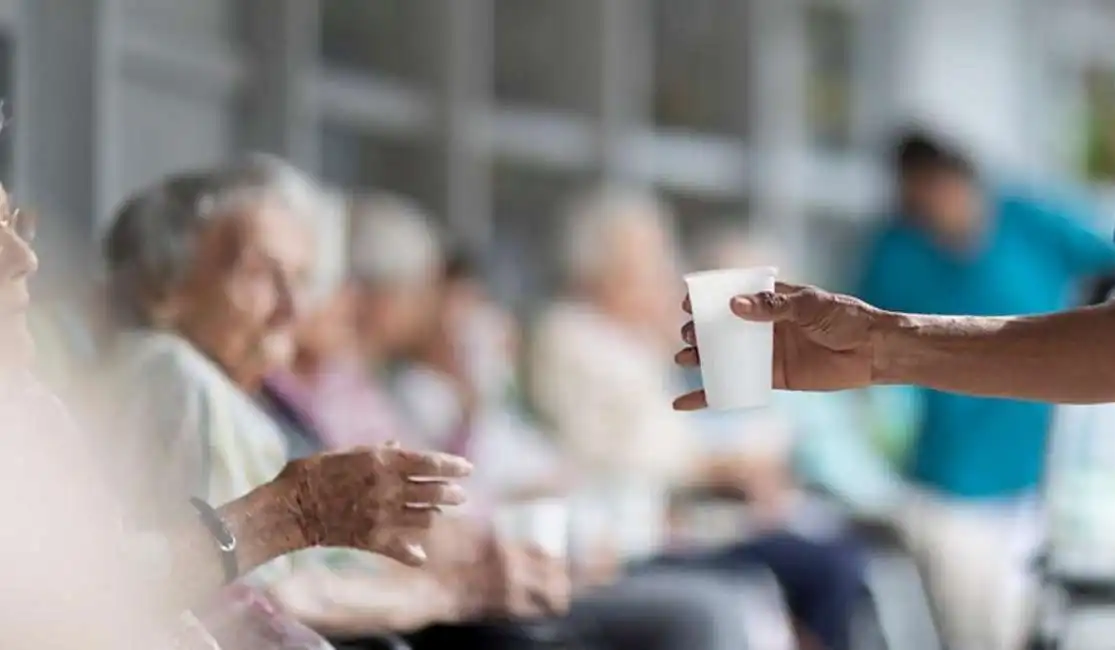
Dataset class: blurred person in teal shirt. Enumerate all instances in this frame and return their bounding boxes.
[856,130,1115,650]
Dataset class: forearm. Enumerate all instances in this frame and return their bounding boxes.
[270,567,458,636]
[165,477,306,609]
[872,302,1115,403]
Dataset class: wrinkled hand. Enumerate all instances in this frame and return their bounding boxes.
[422,518,571,621]
[674,282,881,410]
[278,444,472,567]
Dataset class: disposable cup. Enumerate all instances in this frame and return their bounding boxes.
[493,498,569,559]
[684,266,777,410]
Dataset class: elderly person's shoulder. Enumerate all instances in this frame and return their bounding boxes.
[114,329,230,393]
[532,301,611,350]
[106,328,241,456]
[530,300,653,371]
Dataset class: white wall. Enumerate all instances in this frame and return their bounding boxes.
[112,0,243,218]
[891,0,1032,170]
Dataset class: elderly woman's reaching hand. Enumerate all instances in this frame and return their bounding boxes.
[94,157,477,645]
[162,443,474,617]
[276,444,469,566]
[0,170,475,649]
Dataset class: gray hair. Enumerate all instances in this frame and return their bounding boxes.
[347,193,442,287]
[559,186,677,285]
[689,220,790,278]
[102,154,326,327]
[307,188,350,304]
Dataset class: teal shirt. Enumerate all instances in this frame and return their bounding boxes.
[859,186,1115,498]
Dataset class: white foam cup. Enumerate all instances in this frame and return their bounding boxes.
[684,266,778,410]
[493,498,569,559]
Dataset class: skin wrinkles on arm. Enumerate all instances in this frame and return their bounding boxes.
[873,301,1115,404]
[159,476,306,614]
[153,444,471,616]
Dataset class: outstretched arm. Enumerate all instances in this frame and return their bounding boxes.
[873,301,1115,403]
[162,476,306,610]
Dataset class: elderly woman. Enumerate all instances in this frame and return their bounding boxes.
[265,193,750,650]
[391,249,568,501]
[530,188,868,650]
[0,178,468,650]
[98,158,472,648]
[253,188,569,640]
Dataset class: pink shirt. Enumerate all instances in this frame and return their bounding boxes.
[268,361,493,516]
[267,360,412,451]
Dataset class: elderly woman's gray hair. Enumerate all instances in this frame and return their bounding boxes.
[559,186,677,286]
[347,193,443,287]
[102,155,325,327]
[690,222,785,272]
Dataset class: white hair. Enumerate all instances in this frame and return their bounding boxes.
[305,188,349,304]
[103,154,329,326]
[689,220,790,278]
[347,193,442,286]
[560,186,676,285]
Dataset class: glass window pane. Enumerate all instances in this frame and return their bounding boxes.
[1082,67,1115,183]
[491,162,592,307]
[320,122,445,220]
[493,0,593,112]
[806,3,856,151]
[660,189,750,258]
[0,34,12,189]
[803,216,870,292]
[320,0,439,84]
[652,0,749,135]
[122,0,245,42]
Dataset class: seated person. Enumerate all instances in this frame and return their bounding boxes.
[0,174,469,647]
[390,250,568,503]
[529,190,866,650]
[268,192,751,650]
[99,160,538,646]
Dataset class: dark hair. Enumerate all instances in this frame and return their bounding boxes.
[444,248,481,284]
[1087,275,1115,306]
[894,130,976,180]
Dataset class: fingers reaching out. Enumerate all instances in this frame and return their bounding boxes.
[385,537,428,568]
[282,444,474,567]
[402,482,467,509]
[396,508,438,530]
[392,447,473,479]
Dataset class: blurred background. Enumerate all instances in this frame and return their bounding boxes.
[15,1,1115,649]
[8,0,1113,295]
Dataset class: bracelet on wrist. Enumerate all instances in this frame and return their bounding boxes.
[189,497,238,584]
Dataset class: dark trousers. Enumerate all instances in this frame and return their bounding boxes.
[334,531,862,650]
[332,620,583,650]
[640,530,866,650]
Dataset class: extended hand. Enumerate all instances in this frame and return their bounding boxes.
[279,444,472,567]
[673,282,882,409]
